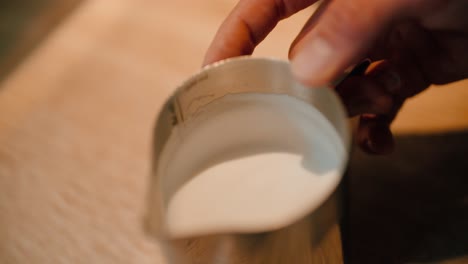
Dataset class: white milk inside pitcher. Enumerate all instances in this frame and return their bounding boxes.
[159,92,347,239]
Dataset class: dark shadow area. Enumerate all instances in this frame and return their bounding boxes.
[345,130,468,263]
[0,0,82,82]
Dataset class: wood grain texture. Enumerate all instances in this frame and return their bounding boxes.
[0,0,466,263]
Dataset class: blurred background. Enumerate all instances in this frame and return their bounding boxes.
[0,0,466,263]
[0,0,80,80]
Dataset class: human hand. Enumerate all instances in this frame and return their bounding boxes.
[204,0,468,154]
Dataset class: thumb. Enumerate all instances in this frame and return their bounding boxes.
[290,0,406,86]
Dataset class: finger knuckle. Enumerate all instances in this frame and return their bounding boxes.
[372,94,394,114]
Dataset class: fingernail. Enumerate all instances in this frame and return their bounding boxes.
[368,122,394,155]
[349,59,371,76]
[361,113,377,120]
[291,38,335,86]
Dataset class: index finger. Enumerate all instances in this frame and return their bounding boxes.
[203,0,318,66]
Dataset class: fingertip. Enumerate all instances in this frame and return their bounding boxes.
[365,128,394,155]
[337,75,394,117]
[202,55,214,67]
[358,116,394,155]
[290,0,405,87]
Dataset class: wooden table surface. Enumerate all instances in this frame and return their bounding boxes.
[0,0,467,263]
[0,0,81,80]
